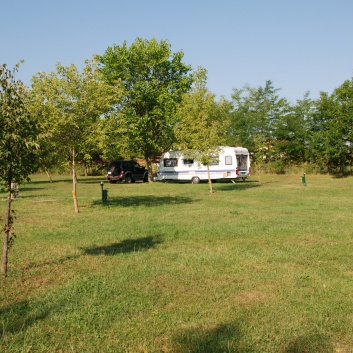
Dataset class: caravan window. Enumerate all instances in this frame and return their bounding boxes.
[164,158,178,167]
[183,159,194,165]
[225,156,232,165]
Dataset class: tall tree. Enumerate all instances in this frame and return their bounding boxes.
[0,63,39,277]
[97,38,193,181]
[174,67,230,193]
[30,60,118,212]
[229,80,289,171]
[310,78,353,175]
[274,92,314,167]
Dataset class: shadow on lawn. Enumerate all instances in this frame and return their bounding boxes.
[23,254,80,270]
[28,178,72,184]
[27,177,103,185]
[0,300,50,336]
[77,177,108,184]
[213,180,261,192]
[284,332,333,353]
[82,235,162,255]
[12,187,45,192]
[171,322,254,353]
[171,323,334,353]
[93,195,195,208]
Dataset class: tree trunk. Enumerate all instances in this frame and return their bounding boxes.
[45,168,53,183]
[1,190,12,277]
[84,161,88,177]
[146,157,154,183]
[72,148,79,213]
[207,165,213,193]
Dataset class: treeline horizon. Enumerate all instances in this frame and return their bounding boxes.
[5,38,353,178]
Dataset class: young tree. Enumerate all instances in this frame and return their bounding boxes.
[0,63,39,277]
[174,67,230,193]
[30,60,118,212]
[97,38,193,181]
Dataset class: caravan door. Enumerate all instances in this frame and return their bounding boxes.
[234,147,250,180]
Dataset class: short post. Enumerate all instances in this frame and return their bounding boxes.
[100,181,108,202]
[301,173,306,186]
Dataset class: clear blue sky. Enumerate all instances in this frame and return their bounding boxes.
[2,0,353,103]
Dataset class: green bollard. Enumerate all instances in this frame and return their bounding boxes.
[301,173,306,186]
[100,181,108,202]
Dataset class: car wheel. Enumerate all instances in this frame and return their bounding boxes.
[109,180,117,184]
[124,175,132,184]
[191,176,200,184]
[143,174,148,182]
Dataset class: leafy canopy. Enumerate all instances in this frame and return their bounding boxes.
[175,67,230,163]
[97,38,193,178]
[30,60,118,167]
[0,63,39,191]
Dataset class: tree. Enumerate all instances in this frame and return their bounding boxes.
[174,67,230,193]
[310,79,353,175]
[30,60,118,212]
[0,63,39,277]
[97,38,193,181]
[274,92,314,168]
[229,80,289,172]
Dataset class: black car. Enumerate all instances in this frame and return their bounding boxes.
[106,160,148,183]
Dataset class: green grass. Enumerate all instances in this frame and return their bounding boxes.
[1,173,353,352]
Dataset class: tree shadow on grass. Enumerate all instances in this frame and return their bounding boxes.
[28,178,72,184]
[13,187,45,192]
[23,254,80,270]
[1,186,47,200]
[82,235,163,256]
[284,332,334,353]
[10,194,57,201]
[171,324,334,353]
[0,300,50,336]
[171,322,255,353]
[76,177,108,184]
[93,195,195,208]
[213,181,261,192]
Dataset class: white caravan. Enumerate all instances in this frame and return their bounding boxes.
[156,146,250,183]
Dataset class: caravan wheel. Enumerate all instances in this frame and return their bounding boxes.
[191,176,200,184]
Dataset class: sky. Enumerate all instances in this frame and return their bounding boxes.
[2,0,353,104]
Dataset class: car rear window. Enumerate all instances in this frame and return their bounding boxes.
[109,163,121,173]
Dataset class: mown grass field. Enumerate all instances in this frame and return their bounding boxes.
[1,173,353,353]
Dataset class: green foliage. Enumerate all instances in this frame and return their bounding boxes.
[29,60,118,212]
[275,92,314,165]
[30,60,118,169]
[174,67,231,191]
[0,63,39,276]
[176,67,230,150]
[97,38,193,180]
[230,80,290,162]
[309,79,353,175]
[0,63,39,191]
[8,40,353,178]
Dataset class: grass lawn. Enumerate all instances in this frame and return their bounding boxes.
[1,173,353,352]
